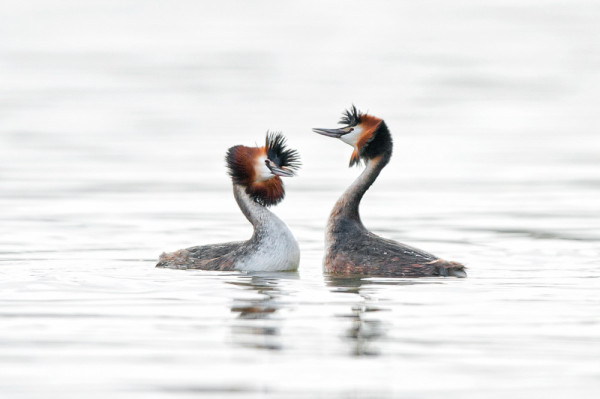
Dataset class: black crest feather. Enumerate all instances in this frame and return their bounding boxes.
[339,104,362,126]
[265,131,301,172]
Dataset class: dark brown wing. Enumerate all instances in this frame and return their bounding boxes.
[325,219,464,277]
[156,241,244,270]
[185,242,244,259]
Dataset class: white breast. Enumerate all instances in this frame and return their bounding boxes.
[231,184,300,272]
[234,218,300,272]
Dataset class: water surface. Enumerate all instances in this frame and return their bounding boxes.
[1,1,600,398]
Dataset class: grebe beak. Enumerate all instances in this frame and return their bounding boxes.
[312,127,353,138]
[265,160,294,177]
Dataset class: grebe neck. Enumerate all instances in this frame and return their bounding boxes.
[233,184,282,231]
[232,183,300,272]
[331,152,391,222]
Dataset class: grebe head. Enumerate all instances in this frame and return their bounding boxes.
[226,132,301,206]
[313,105,392,166]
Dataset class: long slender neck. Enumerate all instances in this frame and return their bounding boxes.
[233,184,279,231]
[331,151,391,222]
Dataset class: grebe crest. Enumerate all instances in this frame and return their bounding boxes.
[314,105,392,167]
[226,132,300,207]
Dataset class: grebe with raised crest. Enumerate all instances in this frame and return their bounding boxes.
[156,132,301,272]
[313,106,466,277]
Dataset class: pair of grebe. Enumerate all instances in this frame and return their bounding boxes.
[157,107,466,278]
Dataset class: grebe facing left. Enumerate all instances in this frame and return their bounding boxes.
[156,132,301,272]
[313,106,466,278]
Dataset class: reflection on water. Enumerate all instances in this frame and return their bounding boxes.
[343,305,386,357]
[328,276,386,357]
[325,276,385,356]
[326,276,445,357]
[229,273,298,351]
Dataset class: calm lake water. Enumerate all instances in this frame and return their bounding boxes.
[1,0,600,398]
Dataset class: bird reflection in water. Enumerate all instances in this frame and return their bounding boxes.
[326,276,438,357]
[227,272,298,351]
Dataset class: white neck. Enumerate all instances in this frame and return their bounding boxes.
[232,184,300,271]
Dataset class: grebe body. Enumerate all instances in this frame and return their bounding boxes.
[314,106,466,278]
[157,133,300,272]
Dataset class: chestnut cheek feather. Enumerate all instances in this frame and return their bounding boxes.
[247,176,285,206]
[227,144,289,206]
[356,116,382,151]
[349,149,360,167]
[227,146,266,186]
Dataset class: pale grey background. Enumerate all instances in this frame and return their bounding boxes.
[1,1,599,398]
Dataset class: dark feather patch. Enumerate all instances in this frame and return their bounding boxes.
[249,178,285,207]
[339,104,362,126]
[226,145,253,186]
[265,131,301,172]
[360,121,392,161]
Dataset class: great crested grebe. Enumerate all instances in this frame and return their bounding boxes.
[313,106,466,277]
[156,132,301,272]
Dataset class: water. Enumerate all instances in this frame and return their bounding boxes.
[1,0,600,397]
